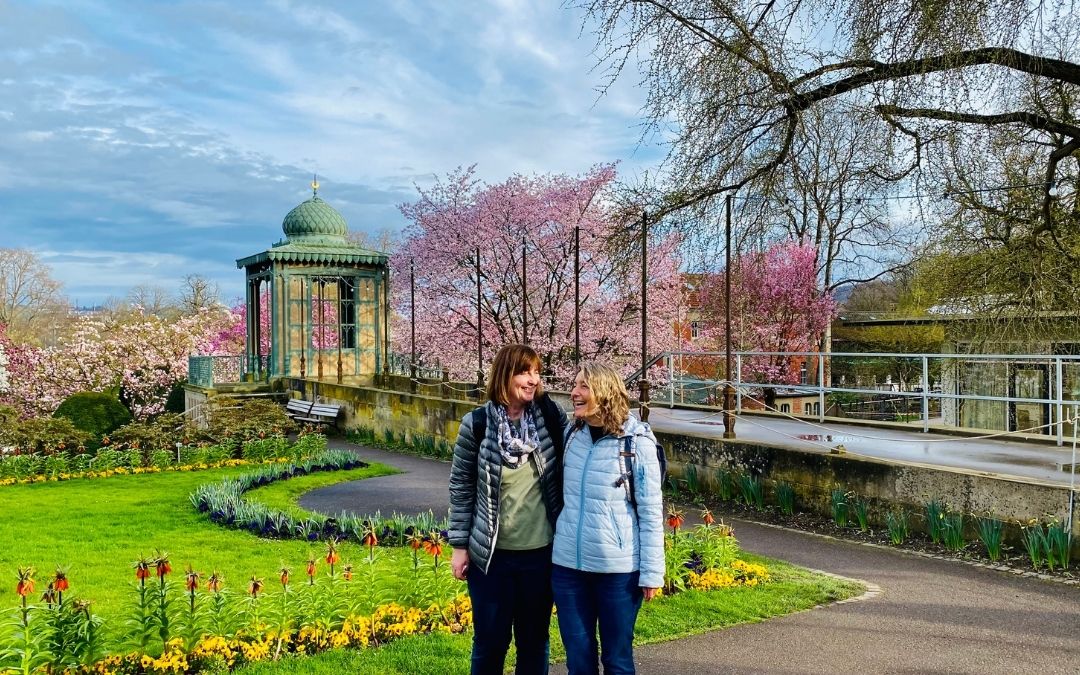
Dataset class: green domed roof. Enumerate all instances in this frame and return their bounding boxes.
[282,196,348,243]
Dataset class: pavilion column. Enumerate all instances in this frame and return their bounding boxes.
[244,275,255,375]
[299,276,307,379]
[253,278,263,378]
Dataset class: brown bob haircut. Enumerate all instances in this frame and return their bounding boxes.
[486,344,544,406]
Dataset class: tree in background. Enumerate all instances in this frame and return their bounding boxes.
[392,165,683,380]
[698,241,837,399]
[125,283,175,317]
[178,274,222,314]
[578,0,1080,343]
[0,248,68,345]
[0,326,8,394]
[348,227,401,254]
[0,307,239,419]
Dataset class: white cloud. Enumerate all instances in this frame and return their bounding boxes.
[0,1,658,304]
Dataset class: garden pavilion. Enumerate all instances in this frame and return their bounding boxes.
[234,179,390,384]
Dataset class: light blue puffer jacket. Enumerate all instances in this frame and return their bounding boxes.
[552,416,665,589]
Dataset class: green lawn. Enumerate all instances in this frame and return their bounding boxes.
[0,462,398,618]
[0,453,863,673]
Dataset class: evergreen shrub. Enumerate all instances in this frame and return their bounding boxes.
[53,392,133,439]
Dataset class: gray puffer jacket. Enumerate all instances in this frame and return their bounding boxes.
[448,394,567,574]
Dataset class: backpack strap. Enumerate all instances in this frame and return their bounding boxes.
[620,435,638,509]
[470,406,487,447]
[537,394,565,459]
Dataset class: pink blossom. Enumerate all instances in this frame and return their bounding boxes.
[391,165,683,382]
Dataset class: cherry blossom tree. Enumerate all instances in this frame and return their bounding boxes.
[0,308,240,418]
[392,165,683,381]
[699,241,837,400]
[0,326,8,394]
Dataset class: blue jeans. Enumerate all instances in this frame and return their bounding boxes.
[551,565,643,675]
[467,546,553,675]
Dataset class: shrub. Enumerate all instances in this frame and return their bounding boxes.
[109,414,192,459]
[0,416,91,455]
[53,392,133,440]
[206,400,295,453]
[164,380,187,414]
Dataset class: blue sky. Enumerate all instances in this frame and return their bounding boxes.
[0,0,660,305]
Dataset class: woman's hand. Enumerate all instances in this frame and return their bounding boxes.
[451,548,470,581]
[642,587,659,602]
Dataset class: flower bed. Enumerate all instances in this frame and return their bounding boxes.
[190,455,448,547]
[0,435,328,487]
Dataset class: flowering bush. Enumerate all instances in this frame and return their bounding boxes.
[663,520,769,595]
[0,308,242,419]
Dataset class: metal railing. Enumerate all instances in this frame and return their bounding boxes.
[639,350,1080,446]
[187,355,270,388]
[387,352,449,381]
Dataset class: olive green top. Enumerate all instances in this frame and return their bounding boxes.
[496,452,553,550]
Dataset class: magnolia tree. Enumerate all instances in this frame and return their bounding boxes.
[1,307,240,418]
[392,165,683,382]
[212,290,273,356]
[699,241,837,399]
[0,327,8,393]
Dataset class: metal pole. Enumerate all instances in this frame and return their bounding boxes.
[817,353,825,423]
[1056,357,1064,446]
[723,194,735,438]
[410,259,417,381]
[317,278,324,380]
[574,225,580,367]
[336,279,343,384]
[638,212,651,422]
[668,352,674,408]
[522,241,528,345]
[476,247,484,396]
[383,267,391,378]
[736,354,742,414]
[922,356,930,432]
[1069,403,1077,550]
[299,277,306,379]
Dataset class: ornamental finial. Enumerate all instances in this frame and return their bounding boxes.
[311,174,319,196]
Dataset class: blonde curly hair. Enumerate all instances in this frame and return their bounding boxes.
[574,361,630,436]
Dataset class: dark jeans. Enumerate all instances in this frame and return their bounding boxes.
[467,546,554,675]
[551,565,643,675]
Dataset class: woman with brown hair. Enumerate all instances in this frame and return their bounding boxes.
[448,344,567,675]
[552,361,664,675]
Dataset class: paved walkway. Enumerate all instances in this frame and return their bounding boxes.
[303,442,1080,675]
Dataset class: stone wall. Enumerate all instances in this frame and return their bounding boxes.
[288,376,479,443]
[660,430,1080,555]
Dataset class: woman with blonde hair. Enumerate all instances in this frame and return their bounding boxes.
[552,361,664,675]
[448,344,568,675]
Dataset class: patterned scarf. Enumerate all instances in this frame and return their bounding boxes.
[493,404,540,469]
